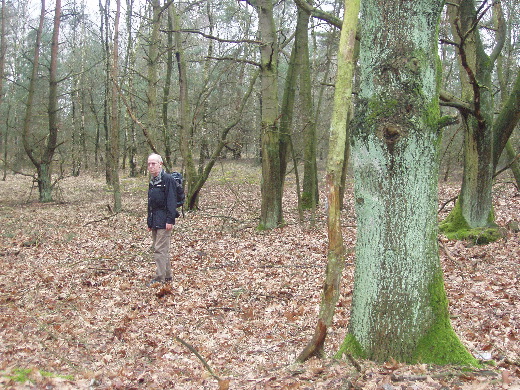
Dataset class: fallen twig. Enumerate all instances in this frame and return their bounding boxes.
[345,352,362,372]
[174,335,223,383]
[83,212,122,226]
[439,241,465,268]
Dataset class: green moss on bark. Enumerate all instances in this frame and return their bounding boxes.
[335,333,367,360]
[412,270,479,366]
[440,200,502,244]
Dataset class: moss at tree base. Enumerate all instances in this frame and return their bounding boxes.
[439,200,503,245]
[413,268,479,367]
[335,331,478,366]
[412,321,479,366]
[336,270,479,367]
[335,333,366,360]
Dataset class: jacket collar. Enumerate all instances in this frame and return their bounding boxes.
[150,170,164,185]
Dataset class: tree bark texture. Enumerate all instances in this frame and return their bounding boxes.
[109,0,122,212]
[22,0,44,187]
[255,0,283,229]
[340,0,476,365]
[299,7,319,212]
[172,3,197,209]
[0,0,6,109]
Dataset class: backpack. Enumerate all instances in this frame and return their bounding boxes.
[169,171,186,215]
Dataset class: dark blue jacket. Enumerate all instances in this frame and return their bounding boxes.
[147,171,178,229]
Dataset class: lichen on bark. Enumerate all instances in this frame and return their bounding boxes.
[340,0,477,366]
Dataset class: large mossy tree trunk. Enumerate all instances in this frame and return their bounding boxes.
[338,0,477,365]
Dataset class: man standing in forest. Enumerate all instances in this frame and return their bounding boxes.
[146,153,177,286]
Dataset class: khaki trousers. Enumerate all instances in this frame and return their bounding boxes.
[151,228,172,281]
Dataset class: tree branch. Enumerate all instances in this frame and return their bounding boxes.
[439,90,474,113]
[206,56,260,67]
[293,0,342,29]
[162,28,262,45]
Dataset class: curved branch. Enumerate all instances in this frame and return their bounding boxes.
[293,0,342,29]
[162,28,262,45]
[439,90,474,113]
[206,56,260,68]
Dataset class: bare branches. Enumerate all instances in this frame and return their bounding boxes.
[206,56,260,68]
[162,28,262,46]
[494,152,520,179]
[111,80,161,158]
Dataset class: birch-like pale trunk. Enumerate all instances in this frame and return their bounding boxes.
[339,0,477,364]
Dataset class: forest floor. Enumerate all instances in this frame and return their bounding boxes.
[0,160,519,390]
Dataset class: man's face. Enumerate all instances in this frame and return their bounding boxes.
[147,157,162,177]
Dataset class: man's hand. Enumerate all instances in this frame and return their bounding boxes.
[166,223,173,231]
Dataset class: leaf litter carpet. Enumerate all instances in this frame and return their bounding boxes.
[0,162,519,389]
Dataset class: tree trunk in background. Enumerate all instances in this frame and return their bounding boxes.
[448,0,497,230]
[162,4,174,169]
[22,0,62,202]
[109,0,121,212]
[173,2,196,209]
[339,0,476,365]
[124,0,138,177]
[37,0,61,201]
[70,5,88,176]
[0,0,6,180]
[298,7,318,213]
[496,0,520,188]
[492,68,520,172]
[297,0,359,362]
[278,13,299,188]
[0,0,5,121]
[278,5,307,215]
[146,0,161,152]
[253,0,283,229]
[99,0,112,185]
[197,1,213,174]
[441,1,518,242]
[504,140,520,188]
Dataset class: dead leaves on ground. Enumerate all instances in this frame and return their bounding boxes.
[0,165,519,389]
